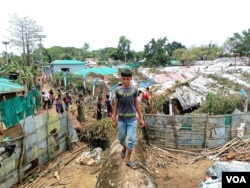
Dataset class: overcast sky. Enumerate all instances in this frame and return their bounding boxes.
[0,0,250,53]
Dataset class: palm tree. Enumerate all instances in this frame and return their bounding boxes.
[0,61,38,91]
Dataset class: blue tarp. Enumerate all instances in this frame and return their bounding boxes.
[110,84,118,92]
[138,78,155,88]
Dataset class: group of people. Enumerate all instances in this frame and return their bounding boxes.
[138,87,153,108]
[38,69,150,170]
[41,89,55,110]
[95,70,152,169]
[96,94,113,121]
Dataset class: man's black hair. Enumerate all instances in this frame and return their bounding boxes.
[121,69,132,77]
[106,94,110,98]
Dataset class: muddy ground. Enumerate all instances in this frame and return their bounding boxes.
[15,103,214,188]
[16,141,214,188]
[15,83,215,188]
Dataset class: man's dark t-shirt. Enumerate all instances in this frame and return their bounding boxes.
[114,85,138,122]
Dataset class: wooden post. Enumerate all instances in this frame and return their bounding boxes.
[203,113,209,148]
[173,115,179,149]
[18,112,26,185]
[65,113,73,151]
[229,116,233,141]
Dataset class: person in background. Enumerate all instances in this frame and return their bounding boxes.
[76,94,85,124]
[57,89,62,97]
[96,97,103,120]
[49,89,55,105]
[42,91,50,110]
[143,87,153,107]
[100,74,104,80]
[138,90,144,104]
[36,78,43,92]
[55,96,64,115]
[105,95,112,117]
[63,92,72,111]
[137,90,144,113]
[41,77,45,85]
[69,105,84,135]
[112,69,144,170]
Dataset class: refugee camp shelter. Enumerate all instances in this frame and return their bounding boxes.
[74,67,118,79]
[0,78,25,101]
[50,59,87,74]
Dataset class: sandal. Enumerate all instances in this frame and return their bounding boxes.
[126,161,138,170]
[120,149,126,158]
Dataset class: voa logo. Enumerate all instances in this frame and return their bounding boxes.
[226,176,246,184]
[222,172,250,188]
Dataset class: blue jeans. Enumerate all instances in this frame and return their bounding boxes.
[118,120,137,151]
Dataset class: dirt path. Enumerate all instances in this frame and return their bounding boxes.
[17,145,213,188]
[20,83,214,188]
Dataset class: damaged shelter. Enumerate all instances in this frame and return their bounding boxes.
[74,66,118,97]
[0,85,78,187]
[140,60,250,149]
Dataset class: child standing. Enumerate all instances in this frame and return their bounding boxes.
[55,97,64,115]
[63,92,72,111]
[96,97,102,120]
[105,95,112,117]
[112,69,144,169]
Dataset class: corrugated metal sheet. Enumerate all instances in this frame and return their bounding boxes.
[50,59,87,65]
[0,79,24,94]
[3,124,23,140]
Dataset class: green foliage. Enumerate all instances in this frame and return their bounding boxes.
[191,45,222,60]
[143,37,170,67]
[166,41,186,57]
[114,36,132,62]
[239,71,250,81]
[0,61,37,90]
[206,74,243,91]
[82,42,90,60]
[201,93,239,115]
[172,48,196,65]
[46,46,83,62]
[152,94,169,113]
[172,44,222,64]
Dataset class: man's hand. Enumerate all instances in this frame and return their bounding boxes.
[112,118,117,128]
[139,117,145,128]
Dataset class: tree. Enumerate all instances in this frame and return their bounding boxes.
[172,48,196,65]
[46,46,83,62]
[191,44,222,61]
[134,51,144,61]
[223,38,239,56]
[0,61,37,91]
[116,36,131,62]
[227,29,250,64]
[166,41,186,58]
[143,37,170,67]
[8,14,44,66]
[82,42,90,60]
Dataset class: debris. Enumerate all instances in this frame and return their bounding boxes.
[54,171,60,181]
[186,138,250,164]
[76,147,103,166]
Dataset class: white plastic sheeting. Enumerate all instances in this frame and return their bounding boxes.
[199,161,250,188]
[175,86,204,110]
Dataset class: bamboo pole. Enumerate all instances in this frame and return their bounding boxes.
[203,113,209,148]
[172,115,179,149]
[18,111,26,185]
